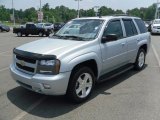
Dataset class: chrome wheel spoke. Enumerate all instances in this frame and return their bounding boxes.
[83,73,90,82]
[76,87,82,94]
[85,82,92,88]
[77,77,83,85]
[82,88,87,97]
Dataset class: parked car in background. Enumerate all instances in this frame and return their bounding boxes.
[10,16,150,103]
[54,22,65,32]
[144,21,150,28]
[37,23,54,32]
[0,23,10,32]
[13,23,52,37]
[150,19,160,34]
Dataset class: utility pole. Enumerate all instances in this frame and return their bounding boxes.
[12,0,15,26]
[46,16,48,22]
[94,6,100,17]
[155,0,160,19]
[40,0,42,22]
[75,0,82,18]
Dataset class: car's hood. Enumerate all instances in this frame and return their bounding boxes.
[16,37,85,57]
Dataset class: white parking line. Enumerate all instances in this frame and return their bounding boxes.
[152,44,160,67]
[12,96,46,120]
[0,51,11,55]
[0,67,9,72]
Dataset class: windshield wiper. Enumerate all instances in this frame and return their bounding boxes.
[50,34,63,39]
[62,35,85,41]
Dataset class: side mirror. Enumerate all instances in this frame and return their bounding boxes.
[101,34,118,43]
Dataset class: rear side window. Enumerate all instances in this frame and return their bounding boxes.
[123,19,138,37]
[135,19,147,33]
[103,20,123,39]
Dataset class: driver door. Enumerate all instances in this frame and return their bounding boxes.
[100,19,128,74]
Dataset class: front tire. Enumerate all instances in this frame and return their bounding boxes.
[134,49,146,70]
[67,67,95,103]
[17,32,22,37]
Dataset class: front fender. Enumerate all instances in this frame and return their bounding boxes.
[60,52,102,77]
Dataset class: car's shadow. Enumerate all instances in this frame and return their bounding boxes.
[7,65,147,118]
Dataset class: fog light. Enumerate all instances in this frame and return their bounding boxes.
[43,84,51,89]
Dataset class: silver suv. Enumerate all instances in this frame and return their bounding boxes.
[10,16,151,103]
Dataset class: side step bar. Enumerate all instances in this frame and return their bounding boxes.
[98,64,134,83]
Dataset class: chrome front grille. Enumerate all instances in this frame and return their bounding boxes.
[14,54,37,74]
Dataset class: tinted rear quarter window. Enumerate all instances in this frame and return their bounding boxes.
[135,19,147,33]
[123,19,138,37]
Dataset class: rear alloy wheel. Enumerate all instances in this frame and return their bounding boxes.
[0,29,2,32]
[39,32,43,37]
[17,32,22,37]
[134,49,146,70]
[67,67,95,103]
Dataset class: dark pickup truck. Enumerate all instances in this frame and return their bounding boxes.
[13,23,51,37]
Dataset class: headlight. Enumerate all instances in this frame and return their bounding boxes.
[40,60,55,66]
[37,59,60,75]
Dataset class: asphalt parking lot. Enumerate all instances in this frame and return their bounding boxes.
[0,32,160,120]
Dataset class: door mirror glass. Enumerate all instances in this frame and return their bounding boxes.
[101,34,118,43]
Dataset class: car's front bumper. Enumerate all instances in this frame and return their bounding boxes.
[151,28,160,34]
[10,64,71,95]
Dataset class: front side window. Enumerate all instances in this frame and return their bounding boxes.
[55,19,104,41]
[103,20,123,39]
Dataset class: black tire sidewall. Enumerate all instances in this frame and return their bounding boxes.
[67,67,95,103]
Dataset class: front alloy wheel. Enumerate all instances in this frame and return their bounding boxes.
[67,67,95,103]
[75,73,93,98]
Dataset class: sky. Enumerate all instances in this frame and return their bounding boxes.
[0,0,158,12]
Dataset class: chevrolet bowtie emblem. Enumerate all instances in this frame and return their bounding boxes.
[19,60,25,66]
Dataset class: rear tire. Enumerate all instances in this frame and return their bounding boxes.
[39,32,43,37]
[134,49,146,71]
[67,66,95,103]
[25,34,28,37]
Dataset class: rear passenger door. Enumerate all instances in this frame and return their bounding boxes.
[100,19,128,74]
[122,19,139,63]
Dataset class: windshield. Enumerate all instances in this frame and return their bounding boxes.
[55,19,104,41]
[45,23,52,26]
[154,20,160,24]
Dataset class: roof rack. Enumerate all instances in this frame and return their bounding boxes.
[111,14,129,16]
